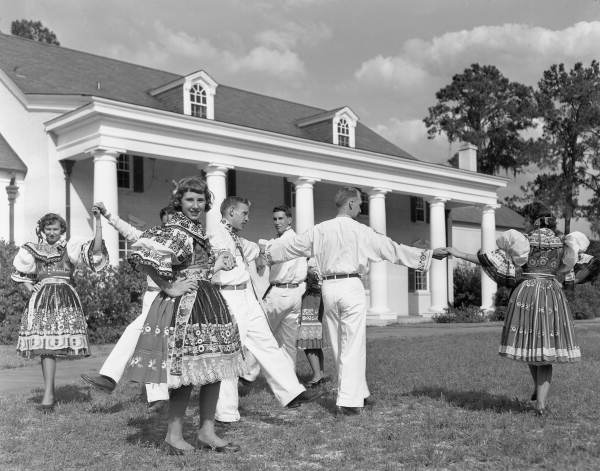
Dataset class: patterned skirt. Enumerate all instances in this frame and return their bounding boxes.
[499,276,581,364]
[297,291,323,349]
[124,280,245,389]
[16,278,90,358]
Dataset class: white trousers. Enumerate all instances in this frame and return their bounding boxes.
[322,278,370,408]
[215,287,305,422]
[262,285,304,365]
[98,290,168,402]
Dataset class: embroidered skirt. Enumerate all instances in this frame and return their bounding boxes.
[297,291,323,349]
[124,280,245,388]
[499,276,581,364]
[16,278,90,358]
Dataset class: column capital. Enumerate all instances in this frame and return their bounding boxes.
[427,196,448,206]
[291,176,320,188]
[367,187,391,198]
[204,163,234,176]
[482,203,501,213]
[86,147,125,161]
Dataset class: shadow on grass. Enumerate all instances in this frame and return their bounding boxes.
[27,384,92,405]
[409,386,530,413]
[126,413,169,448]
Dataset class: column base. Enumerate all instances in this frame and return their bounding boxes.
[394,315,434,324]
[367,308,397,326]
[426,305,448,316]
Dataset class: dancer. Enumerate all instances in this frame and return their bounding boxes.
[297,259,325,387]
[12,211,108,411]
[261,205,307,365]
[211,196,322,424]
[264,187,448,416]
[122,176,245,453]
[81,203,176,408]
[447,206,586,415]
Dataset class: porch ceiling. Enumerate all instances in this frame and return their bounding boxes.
[45,97,507,206]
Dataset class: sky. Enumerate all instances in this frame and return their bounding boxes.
[2,0,600,164]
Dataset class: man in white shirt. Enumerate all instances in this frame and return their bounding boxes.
[265,187,448,416]
[81,203,175,406]
[260,205,307,365]
[210,196,321,423]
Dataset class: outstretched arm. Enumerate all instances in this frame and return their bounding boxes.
[448,247,480,265]
[93,201,142,243]
[91,207,103,254]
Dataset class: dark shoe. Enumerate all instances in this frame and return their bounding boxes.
[335,406,361,417]
[81,374,116,393]
[530,392,537,401]
[148,400,167,414]
[196,439,241,453]
[162,441,194,455]
[363,397,375,408]
[215,419,238,427]
[286,389,325,408]
[37,403,55,413]
[304,378,324,389]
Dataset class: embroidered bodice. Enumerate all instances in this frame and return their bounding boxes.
[23,242,73,280]
[522,229,564,275]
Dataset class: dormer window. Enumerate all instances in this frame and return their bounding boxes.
[337,119,350,147]
[190,84,207,118]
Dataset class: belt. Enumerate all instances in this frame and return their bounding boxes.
[216,283,247,290]
[322,273,360,281]
[271,282,300,288]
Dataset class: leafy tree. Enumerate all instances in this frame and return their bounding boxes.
[520,61,600,234]
[11,19,60,45]
[424,64,537,175]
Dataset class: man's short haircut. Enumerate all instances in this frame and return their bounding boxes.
[220,196,251,216]
[159,205,177,220]
[272,205,292,217]
[334,187,361,208]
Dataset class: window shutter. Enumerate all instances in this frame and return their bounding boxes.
[410,197,416,222]
[425,202,430,224]
[133,156,144,193]
[284,178,292,207]
[227,169,237,196]
[408,268,415,292]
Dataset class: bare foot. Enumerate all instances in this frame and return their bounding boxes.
[196,430,228,448]
[164,436,194,451]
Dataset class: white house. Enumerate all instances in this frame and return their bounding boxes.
[0,33,511,324]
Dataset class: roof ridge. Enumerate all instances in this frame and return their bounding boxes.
[0,32,182,78]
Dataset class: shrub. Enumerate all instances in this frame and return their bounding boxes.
[433,305,487,323]
[452,263,481,308]
[0,240,146,344]
[566,283,600,320]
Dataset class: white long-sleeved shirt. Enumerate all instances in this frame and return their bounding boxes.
[267,215,432,276]
[106,213,158,291]
[208,221,259,286]
[267,228,307,284]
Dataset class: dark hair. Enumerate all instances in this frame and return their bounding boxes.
[272,205,292,217]
[220,196,251,216]
[170,176,213,212]
[334,187,361,208]
[36,213,67,241]
[159,205,176,220]
[528,201,557,230]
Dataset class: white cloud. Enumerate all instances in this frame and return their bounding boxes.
[255,22,332,50]
[228,46,306,77]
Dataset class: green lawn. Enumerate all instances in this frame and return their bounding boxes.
[2,326,600,470]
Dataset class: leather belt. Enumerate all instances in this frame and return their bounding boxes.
[216,283,247,290]
[322,273,360,281]
[272,282,300,288]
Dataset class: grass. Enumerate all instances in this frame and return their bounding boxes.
[2,325,600,470]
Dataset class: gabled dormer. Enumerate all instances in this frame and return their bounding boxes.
[296,106,358,148]
[150,70,218,120]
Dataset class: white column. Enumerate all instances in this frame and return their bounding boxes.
[481,204,499,311]
[92,149,120,266]
[292,177,319,234]
[204,163,230,234]
[428,197,448,313]
[367,188,396,324]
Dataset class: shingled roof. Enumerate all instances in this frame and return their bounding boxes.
[451,205,525,229]
[0,33,415,160]
[0,133,27,173]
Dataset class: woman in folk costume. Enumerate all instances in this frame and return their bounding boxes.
[12,211,108,411]
[448,206,588,416]
[297,259,326,387]
[123,176,245,454]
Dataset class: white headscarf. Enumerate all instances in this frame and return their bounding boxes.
[563,231,590,269]
[496,229,530,267]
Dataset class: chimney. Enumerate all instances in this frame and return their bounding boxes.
[458,142,477,172]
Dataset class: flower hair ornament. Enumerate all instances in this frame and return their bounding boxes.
[533,216,556,229]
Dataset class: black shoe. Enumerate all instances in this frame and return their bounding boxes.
[196,439,241,453]
[363,397,375,408]
[303,378,324,389]
[335,406,361,417]
[215,419,238,427]
[81,374,116,393]
[286,389,325,408]
[148,400,167,414]
[530,392,537,401]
